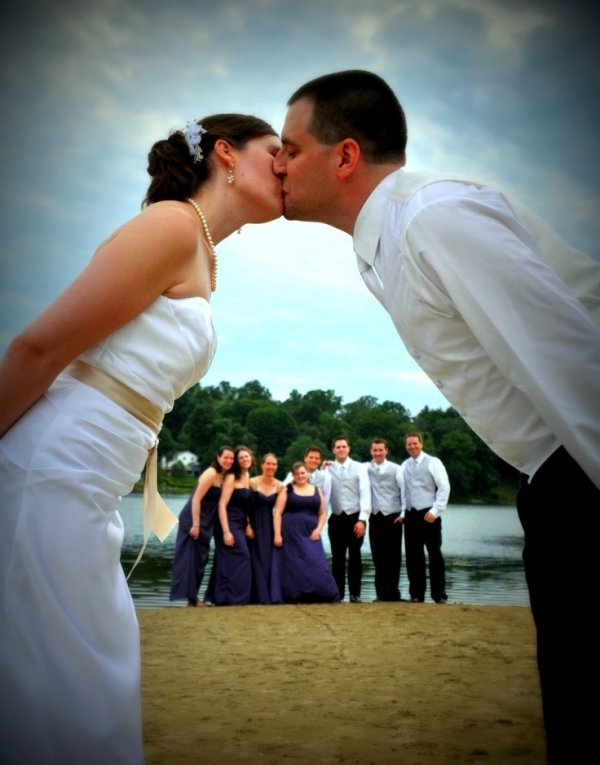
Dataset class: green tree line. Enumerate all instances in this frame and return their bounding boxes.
[159,380,519,504]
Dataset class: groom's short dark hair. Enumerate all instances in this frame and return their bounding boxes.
[288,70,407,164]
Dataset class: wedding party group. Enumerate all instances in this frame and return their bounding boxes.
[1,69,597,764]
[169,445,339,607]
[169,433,450,609]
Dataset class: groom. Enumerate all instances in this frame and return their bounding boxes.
[273,69,600,765]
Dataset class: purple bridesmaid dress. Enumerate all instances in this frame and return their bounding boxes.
[271,486,339,604]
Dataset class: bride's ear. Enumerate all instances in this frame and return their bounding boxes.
[213,138,236,167]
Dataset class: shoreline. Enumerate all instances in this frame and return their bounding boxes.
[139,602,546,765]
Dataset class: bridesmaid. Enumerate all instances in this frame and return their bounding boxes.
[169,445,235,606]
[271,461,339,604]
[211,445,255,605]
[248,453,285,603]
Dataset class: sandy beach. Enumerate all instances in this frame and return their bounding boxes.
[139,602,546,765]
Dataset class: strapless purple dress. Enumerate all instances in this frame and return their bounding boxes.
[169,484,221,604]
[211,487,253,605]
[249,489,277,603]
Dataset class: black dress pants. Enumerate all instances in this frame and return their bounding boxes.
[403,508,446,602]
[328,512,364,600]
[517,446,598,765]
[369,512,403,600]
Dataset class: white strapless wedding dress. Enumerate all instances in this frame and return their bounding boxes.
[0,295,216,764]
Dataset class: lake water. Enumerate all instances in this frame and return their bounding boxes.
[120,495,530,608]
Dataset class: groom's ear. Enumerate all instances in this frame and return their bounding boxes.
[335,138,361,180]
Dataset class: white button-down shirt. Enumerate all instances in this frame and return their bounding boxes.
[327,458,372,521]
[367,459,403,515]
[401,452,450,519]
[354,170,600,487]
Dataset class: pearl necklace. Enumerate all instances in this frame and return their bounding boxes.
[186,197,218,292]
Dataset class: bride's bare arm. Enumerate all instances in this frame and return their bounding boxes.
[0,203,204,436]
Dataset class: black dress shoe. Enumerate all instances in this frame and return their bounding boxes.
[410,597,424,603]
[434,598,448,604]
[349,595,362,603]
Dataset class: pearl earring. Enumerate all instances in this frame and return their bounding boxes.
[227,165,235,184]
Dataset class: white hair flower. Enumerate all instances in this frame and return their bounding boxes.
[183,120,207,163]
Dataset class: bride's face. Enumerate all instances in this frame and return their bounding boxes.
[234,135,283,222]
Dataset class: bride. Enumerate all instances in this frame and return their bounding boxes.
[0,113,282,764]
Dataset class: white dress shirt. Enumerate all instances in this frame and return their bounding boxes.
[367,459,403,515]
[354,170,600,488]
[327,458,371,521]
[401,452,450,519]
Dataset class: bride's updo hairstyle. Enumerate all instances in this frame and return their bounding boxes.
[143,113,277,207]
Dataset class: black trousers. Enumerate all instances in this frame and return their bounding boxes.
[403,508,446,602]
[369,512,403,600]
[517,447,598,765]
[328,512,364,599]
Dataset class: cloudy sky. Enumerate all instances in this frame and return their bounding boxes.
[1,0,597,417]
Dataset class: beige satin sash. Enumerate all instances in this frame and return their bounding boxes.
[64,359,179,578]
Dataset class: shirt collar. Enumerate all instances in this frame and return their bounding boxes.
[353,169,402,267]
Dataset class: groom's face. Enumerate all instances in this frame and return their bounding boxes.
[274,98,337,222]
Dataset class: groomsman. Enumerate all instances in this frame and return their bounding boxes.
[367,439,404,602]
[401,432,450,604]
[326,436,371,602]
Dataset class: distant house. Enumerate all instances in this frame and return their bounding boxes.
[160,450,200,475]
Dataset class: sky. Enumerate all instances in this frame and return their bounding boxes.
[1,0,598,418]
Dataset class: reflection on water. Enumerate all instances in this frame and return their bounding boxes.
[120,496,529,608]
